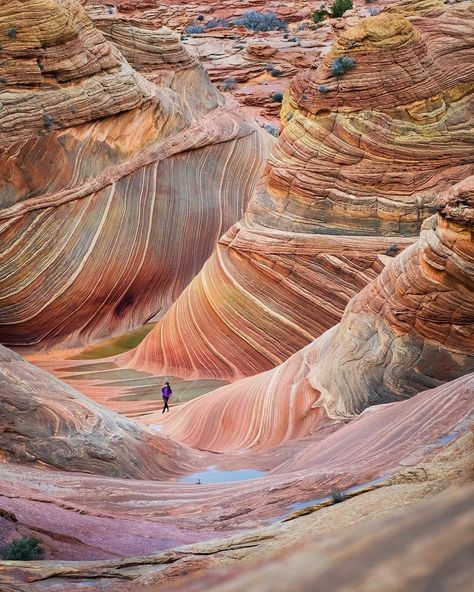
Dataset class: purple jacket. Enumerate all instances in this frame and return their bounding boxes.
[162,385,172,399]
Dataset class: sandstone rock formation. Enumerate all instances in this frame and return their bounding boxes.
[0,0,272,350]
[0,344,196,478]
[157,179,474,451]
[124,9,474,381]
[0,371,471,579]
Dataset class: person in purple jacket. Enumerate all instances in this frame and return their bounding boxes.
[161,381,173,413]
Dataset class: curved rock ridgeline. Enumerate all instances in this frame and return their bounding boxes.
[158,179,474,451]
[0,345,196,478]
[313,176,474,417]
[0,0,272,349]
[124,9,474,381]
[84,6,223,120]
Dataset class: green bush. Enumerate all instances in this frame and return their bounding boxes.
[270,67,283,77]
[234,11,287,32]
[271,92,284,103]
[222,78,237,90]
[0,537,45,561]
[331,0,353,18]
[43,113,54,129]
[312,10,329,24]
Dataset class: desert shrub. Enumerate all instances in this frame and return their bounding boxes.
[234,11,288,32]
[263,123,279,137]
[185,24,204,34]
[385,244,399,256]
[270,67,283,77]
[288,37,297,42]
[265,63,275,72]
[369,7,380,15]
[331,55,356,76]
[330,490,345,504]
[331,0,353,18]
[319,85,329,94]
[6,26,17,39]
[286,112,294,122]
[312,10,329,24]
[43,113,54,129]
[283,33,289,39]
[296,22,308,31]
[221,78,237,90]
[197,14,204,21]
[0,537,45,561]
[271,91,284,103]
[206,18,229,29]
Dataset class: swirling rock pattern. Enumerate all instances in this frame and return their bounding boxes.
[125,8,474,381]
[158,180,474,451]
[0,344,196,478]
[0,0,272,349]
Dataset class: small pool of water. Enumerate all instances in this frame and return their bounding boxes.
[434,432,458,446]
[178,466,266,484]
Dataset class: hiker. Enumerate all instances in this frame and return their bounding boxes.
[161,381,173,413]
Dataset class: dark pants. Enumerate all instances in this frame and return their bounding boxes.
[162,397,170,413]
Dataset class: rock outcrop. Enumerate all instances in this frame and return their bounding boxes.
[124,9,474,381]
[0,344,195,478]
[157,179,474,451]
[0,0,272,349]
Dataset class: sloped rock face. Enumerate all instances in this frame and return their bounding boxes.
[0,344,195,478]
[158,180,474,452]
[0,0,272,350]
[312,177,474,417]
[124,9,474,381]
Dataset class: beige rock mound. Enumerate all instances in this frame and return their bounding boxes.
[0,344,195,478]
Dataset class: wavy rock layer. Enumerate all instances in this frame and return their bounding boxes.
[0,344,196,478]
[0,0,272,349]
[159,180,474,451]
[126,9,474,381]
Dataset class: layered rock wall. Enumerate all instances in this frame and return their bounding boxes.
[125,9,474,381]
[0,0,272,349]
